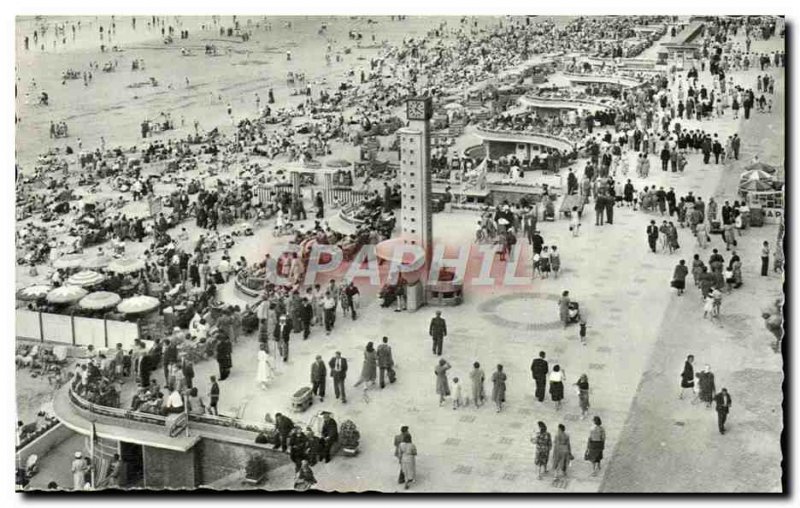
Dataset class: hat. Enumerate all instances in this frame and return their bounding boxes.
[74,451,82,458]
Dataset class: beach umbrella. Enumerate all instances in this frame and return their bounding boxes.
[739,179,774,192]
[16,285,52,301]
[107,257,146,275]
[79,291,121,311]
[53,253,87,270]
[744,161,778,174]
[324,159,352,168]
[739,169,773,188]
[46,285,88,304]
[67,270,106,288]
[444,102,464,111]
[117,295,160,315]
[81,254,115,270]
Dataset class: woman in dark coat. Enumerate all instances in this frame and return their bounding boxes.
[696,365,716,408]
[679,355,695,400]
[672,260,689,295]
[585,416,606,476]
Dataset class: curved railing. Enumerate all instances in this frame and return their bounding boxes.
[67,385,278,438]
[562,73,645,88]
[474,126,576,152]
[518,95,615,111]
[234,270,267,298]
[339,204,367,227]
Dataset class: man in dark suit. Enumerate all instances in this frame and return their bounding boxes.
[320,412,339,463]
[714,388,732,434]
[208,375,219,415]
[647,220,659,253]
[182,359,195,389]
[530,351,549,402]
[273,314,292,362]
[300,297,313,340]
[376,336,396,388]
[329,352,348,403]
[310,355,327,401]
[215,334,232,380]
[163,339,178,383]
[273,412,294,452]
[429,311,447,356]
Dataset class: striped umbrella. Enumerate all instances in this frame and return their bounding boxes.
[79,291,122,311]
[16,285,53,301]
[46,285,88,304]
[67,270,106,288]
[117,295,160,315]
[81,254,115,270]
[53,253,87,270]
[107,257,146,275]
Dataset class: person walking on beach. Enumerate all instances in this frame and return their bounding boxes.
[549,365,566,410]
[575,374,590,419]
[310,355,326,402]
[679,355,697,400]
[429,311,447,356]
[329,352,348,404]
[434,358,451,406]
[552,424,573,481]
[585,416,606,476]
[376,336,396,388]
[394,426,411,484]
[397,434,417,489]
[761,241,770,276]
[531,351,548,402]
[470,361,485,408]
[696,365,716,408]
[532,421,552,479]
[714,388,733,434]
[491,364,507,413]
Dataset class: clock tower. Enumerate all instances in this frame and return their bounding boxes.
[399,97,434,277]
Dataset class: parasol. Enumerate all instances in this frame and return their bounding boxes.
[324,159,352,168]
[46,285,88,304]
[107,257,146,274]
[117,295,160,314]
[739,169,774,192]
[53,253,87,270]
[67,270,106,288]
[81,254,115,270]
[443,102,464,111]
[79,291,122,311]
[744,161,778,174]
[16,285,53,301]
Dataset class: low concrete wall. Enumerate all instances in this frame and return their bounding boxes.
[16,423,75,466]
[195,437,290,487]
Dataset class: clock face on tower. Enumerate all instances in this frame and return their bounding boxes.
[406,98,430,121]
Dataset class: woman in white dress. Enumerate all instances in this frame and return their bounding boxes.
[256,343,273,389]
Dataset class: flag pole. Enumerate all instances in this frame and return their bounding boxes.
[90,421,96,489]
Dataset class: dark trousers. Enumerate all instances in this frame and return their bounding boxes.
[703,152,710,164]
[761,256,769,276]
[218,361,231,380]
[648,237,657,253]
[321,437,336,462]
[302,319,311,340]
[280,340,289,361]
[714,153,720,164]
[209,399,218,415]
[312,378,326,399]
[277,432,289,452]
[324,308,335,332]
[379,366,396,388]
[432,336,443,355]
[534,375,546,401]
[717,409,728,433]
[332,375,346,402]
[661,159,668,171]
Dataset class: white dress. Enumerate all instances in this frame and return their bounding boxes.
[256,349,272,385]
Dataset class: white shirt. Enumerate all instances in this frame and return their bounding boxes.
[167,390,184,409]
